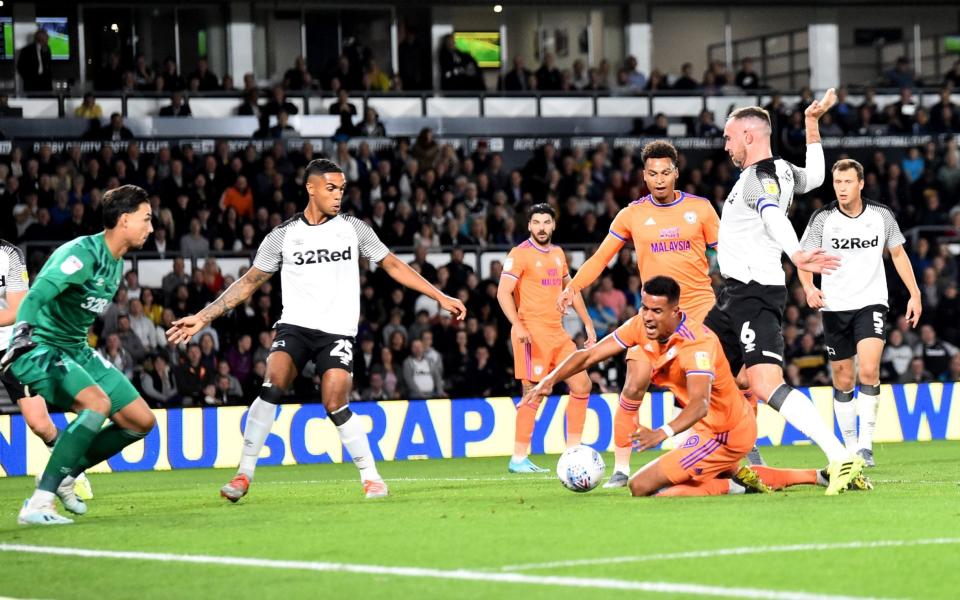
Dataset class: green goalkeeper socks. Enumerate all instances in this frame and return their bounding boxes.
[70,423,148,476]
[37,409,106,493]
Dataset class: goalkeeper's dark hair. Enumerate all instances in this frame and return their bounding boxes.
[305,158,344,179]
[102,184,149,229]
[642,275,681,305]
[528,203,556,222]
[641,140,679,168]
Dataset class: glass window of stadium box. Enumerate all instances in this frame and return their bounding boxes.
[302,7,393,92]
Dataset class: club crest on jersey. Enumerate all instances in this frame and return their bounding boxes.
[684,211,697,224]
[682,435,700,448]
[60,255,83,275]
[534,365,543,376]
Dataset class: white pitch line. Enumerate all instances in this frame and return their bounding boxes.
[259,475,556,486]
[499,538,960,572]
[0,544,891,600]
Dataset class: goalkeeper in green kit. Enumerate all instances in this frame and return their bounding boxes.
[2,185,157,525]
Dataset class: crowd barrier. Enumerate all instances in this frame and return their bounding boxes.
[0,383,955,477]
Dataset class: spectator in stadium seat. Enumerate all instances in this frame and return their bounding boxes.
[0,94,22,117]
[215,174,253,219]
[695,109,721,137]
[269,110,299,139]
[502,56,533,92]
[643,113,669,136]
[116,313,147,363]
[175,344,213,406]
[99,332,135,379]
[358,107,386,137]
[622,55,647,90]
[885,56,917,89]
[236,89,261,118]
[735,57,761,90]
[283,55,311,90]
[672,63,699,91]
[465,346,497,397]
[141,354,180,409]
[361,372,389,401]
[536,53,563,91]
[95,52,125,91]
[587,289,618,338]
[100,113,134,141]
[371,347,401,399]
[74,92,103,119]
[180,217,211,257]
[262,85,299,116]
[17,29,52,92]
[403,339,443,399]
[160,56,186,91]
[159,91,192,117]
[189,57,220,91]
[133,53,155,90]
[645,69,667,92]
[900,357,934,384]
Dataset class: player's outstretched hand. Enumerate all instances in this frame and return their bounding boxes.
[631,425,668,452]
[556,286,577,313]
[804,286,825,309]
[905,294,922,328]
[439,294,467,321]
[804,87,837,120]
[520,379,551,407]
[514,322,532,345]
[792,248,840,274]
[166,314,205,345]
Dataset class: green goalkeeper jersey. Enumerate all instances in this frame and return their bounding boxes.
[22,232,123,350]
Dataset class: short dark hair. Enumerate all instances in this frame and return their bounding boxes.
[102,184,149,229]
[305,158,343,179]
[528,203,556,221]
[728,106,771,128]
[641,140,679,168]
[832,159,864,181]
[642,275,681,305]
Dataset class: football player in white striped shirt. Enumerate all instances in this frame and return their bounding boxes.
[168,159,466,501]
[703,89,866,495]
[799,159,921,467]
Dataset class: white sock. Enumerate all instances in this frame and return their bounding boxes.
[28,489,57,509]
[833,388,858,451]
[774,386,849,463]
[333,408,381,482]
[237,398,279,479]
[857,387,880,451]
[727,479,746,495]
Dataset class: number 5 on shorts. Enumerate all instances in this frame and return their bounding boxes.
[873,311,884,336]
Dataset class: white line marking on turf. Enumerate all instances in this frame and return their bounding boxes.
[0,544,892,600]
[500,538,960,572]
[259,476,557,485]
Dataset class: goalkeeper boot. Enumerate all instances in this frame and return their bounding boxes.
[35,473,87,515]
[220,473,250,503]
[18,498,73,526]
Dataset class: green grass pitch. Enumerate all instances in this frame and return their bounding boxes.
[0,441,957,599]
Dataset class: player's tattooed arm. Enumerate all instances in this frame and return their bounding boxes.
[198,267,272,324]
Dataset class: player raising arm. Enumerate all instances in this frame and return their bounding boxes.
[799,159,921,467]
[556,140,721,487]
[702,89,866,492]
[168,159,466,502]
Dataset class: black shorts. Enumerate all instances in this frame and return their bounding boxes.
[0,368,26,402]
[704,279,786,375]
[269,323,355,378]
[822,304,888,361]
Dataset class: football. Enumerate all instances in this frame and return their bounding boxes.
[556,445,606,493]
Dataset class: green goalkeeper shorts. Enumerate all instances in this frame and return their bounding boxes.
[9,343,140,414]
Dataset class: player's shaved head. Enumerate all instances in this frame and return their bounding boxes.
[727,106,772,134]
[724,106,773,169]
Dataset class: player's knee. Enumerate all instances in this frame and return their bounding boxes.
[568,374,591,396]
[857,363,880,385]
[81,393,111,416]
[322,394,349,414]
[622,380,645,401]
[833,369,855,391]
[628,477,652,497]
[136,410,157,433]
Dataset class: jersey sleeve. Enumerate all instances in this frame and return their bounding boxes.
[746,162,783,214]
[612,316,642,349]
[39,248,96,293]
[608,208,633,242]
[2,245,28,292]
[701,203,720,248]
[560,252,570,278]
[678,339,717,379]
[800,208,827,251]
[879,205,906,249]
[501,248,525,281]
[252,227,286,273]
[346,216,390,262]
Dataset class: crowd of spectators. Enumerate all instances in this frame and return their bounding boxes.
[2,118,960,408]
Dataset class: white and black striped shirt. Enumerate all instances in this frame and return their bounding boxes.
[253,213,390,336]
[800,199,905,311]
[0,240,28,351]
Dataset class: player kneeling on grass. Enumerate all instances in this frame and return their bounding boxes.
[0,240,93,502]
[2,185,157,525]
[167,159,466,502]
[523,275,863,497]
